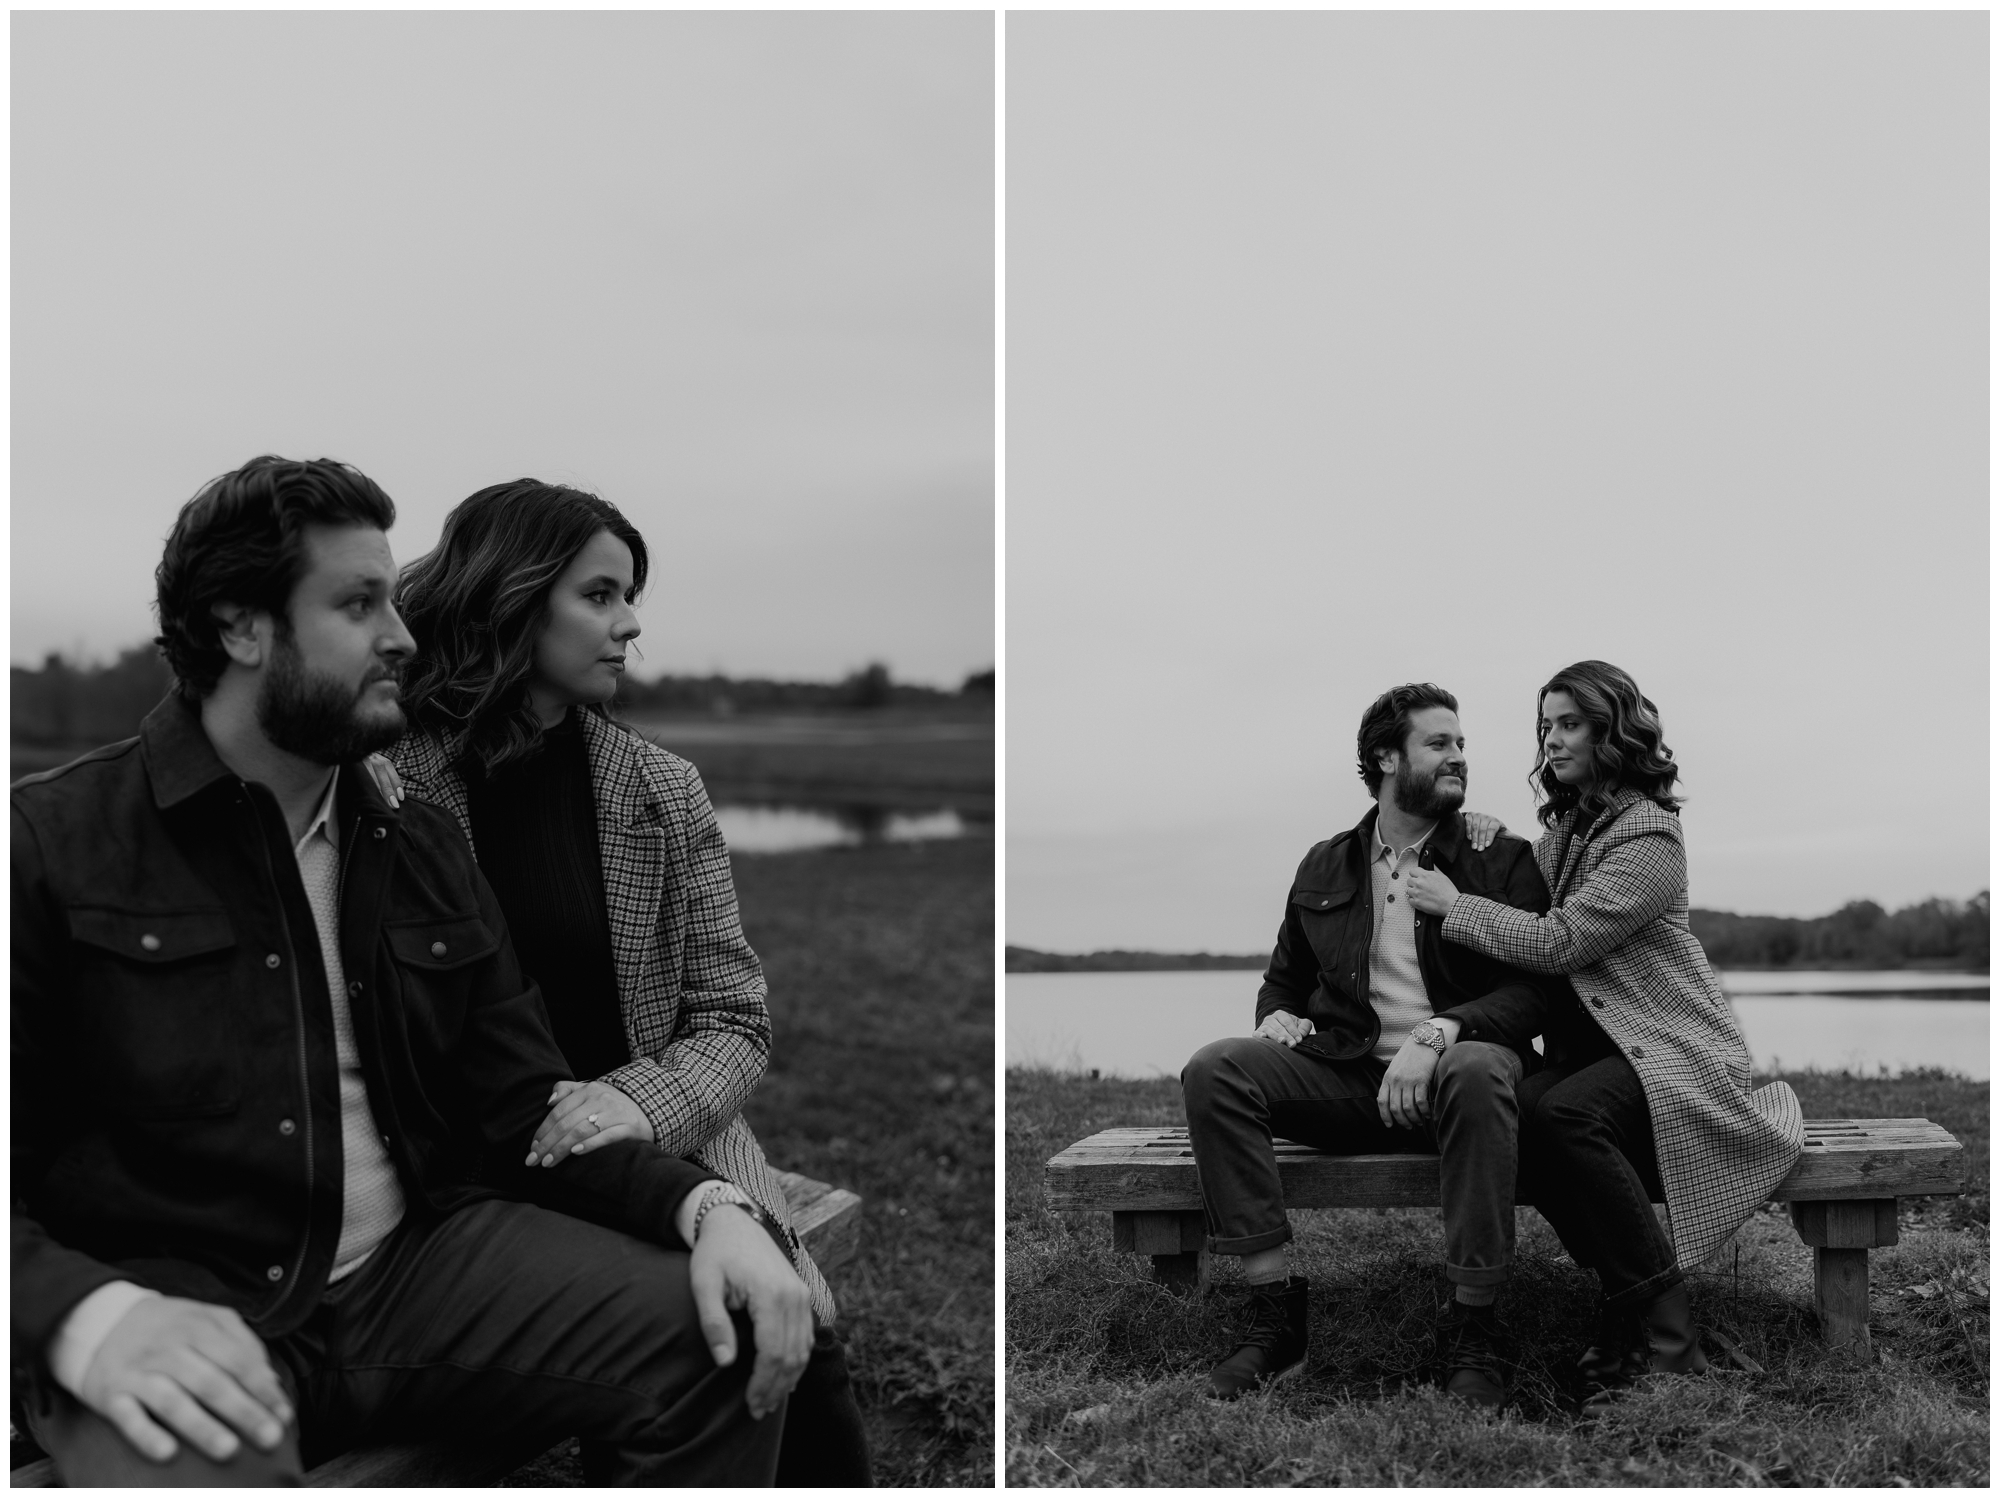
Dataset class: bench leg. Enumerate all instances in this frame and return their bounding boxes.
[1112,1210,1208,1294]
[1814,1247,1872,1355]
[1790,1199,1895,1356]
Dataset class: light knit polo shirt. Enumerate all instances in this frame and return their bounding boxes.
[294,773,406,1281]
[1367,820,1437,1062]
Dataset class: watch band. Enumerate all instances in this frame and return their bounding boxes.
[1413,1022,1447,1055]
[690,1183,764,1245]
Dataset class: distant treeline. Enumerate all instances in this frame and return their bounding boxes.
[1688,896,1988,971]
[11,648,994,747]
[1009,892,1990,974]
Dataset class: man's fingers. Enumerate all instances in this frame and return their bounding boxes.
[102,1392,178,1465]
[189,1318,290,1426]
[744,1285,813,1419]
[136,1374,243,1463]
[171,1354,287,1451]
[691,1267,739,1369]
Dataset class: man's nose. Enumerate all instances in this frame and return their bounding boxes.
[381,602,418,658]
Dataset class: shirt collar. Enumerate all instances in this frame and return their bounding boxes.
[294,771,341,858]
[1372,819,1434,863]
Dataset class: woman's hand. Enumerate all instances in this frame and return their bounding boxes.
[527,1080,654,1167]
[1462,812,1505,851]
[1406,867,1459,918]
[362,754,404,809]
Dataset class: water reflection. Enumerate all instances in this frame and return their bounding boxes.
[717,803,971,854]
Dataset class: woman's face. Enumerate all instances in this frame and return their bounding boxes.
[527,529,642,721]
[1539,690,1595,786]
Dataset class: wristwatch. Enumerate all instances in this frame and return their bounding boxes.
[690,1182,769,1245]
[1411,1021,1448,1056]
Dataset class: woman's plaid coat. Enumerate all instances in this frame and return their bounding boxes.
[391,710,835,1323]
[1442,788,1804,1270]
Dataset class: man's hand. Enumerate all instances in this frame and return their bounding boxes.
[688,1205,814,1420]
[75,1296,292,1465]
[1254,1011,1315,1047]
[1377,1036,1442,1129]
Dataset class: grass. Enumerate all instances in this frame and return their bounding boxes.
[1007,1066,1988,1487]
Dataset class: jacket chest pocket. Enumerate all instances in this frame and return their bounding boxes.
[383,914,501,1047]
[1292,884,1361,971]
[67,906,243,1119]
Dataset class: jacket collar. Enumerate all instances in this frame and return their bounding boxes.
[1341,803,1466,865]
[141,692,238,810]
[142,690,401,824]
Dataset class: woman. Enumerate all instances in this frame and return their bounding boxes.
[1408,660,1802,1410]
[381,479,869,1482]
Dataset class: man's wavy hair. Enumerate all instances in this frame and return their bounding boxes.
[396,479,648,774]
[1531,659,1683,828]
[155,456,397,701]
[1356,682,1459,796]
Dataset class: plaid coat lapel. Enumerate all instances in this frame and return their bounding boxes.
[576,708,674,1031]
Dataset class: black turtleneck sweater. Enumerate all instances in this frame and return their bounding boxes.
[465,711,631,1083]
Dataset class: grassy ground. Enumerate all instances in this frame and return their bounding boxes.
[1007,1066,1988,1487]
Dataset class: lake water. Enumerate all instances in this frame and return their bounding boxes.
[717,803,972,853]
[1006,969,1989,1080]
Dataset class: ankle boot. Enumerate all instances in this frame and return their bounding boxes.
[1207,1276,1309,1400]
[1637,1281,1708,1375]
[1575,1298,1642,1415]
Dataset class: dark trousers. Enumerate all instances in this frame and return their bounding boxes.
[777,1326,871,1487]
[1517,1050,1682,1309]
[23,1198,784,1487]
[1181,1036,1524,1286]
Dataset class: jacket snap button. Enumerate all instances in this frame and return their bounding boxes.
[266,1265,284,1282]
[373,827,388,840]
[430,941,447,958]
[265,953,281,969]
[349,981,363,997]
[1319,898,1329,907]
[139,933,162,952]
[279,1119,296,1136]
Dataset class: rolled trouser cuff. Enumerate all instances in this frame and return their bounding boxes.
[1603,1262,1684,1312]
[1207,1222,1293,1256]
[1445,1259,1511,1288]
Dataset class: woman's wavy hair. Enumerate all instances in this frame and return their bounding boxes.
[1530,659,1683,828]
[397,479,648,773]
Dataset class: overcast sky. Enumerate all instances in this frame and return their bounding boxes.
[13,11,992,687]
[1009,12,1986,948]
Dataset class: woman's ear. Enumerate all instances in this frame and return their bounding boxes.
[210,601,268,669]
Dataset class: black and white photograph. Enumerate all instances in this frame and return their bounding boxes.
[11,11,992,1487]
[1006,12,1987,1486]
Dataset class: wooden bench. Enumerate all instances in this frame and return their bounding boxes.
[1044,1119,1965,1355]
[11,1170,861,1488]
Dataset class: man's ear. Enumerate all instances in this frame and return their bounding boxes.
[1377,750,1401,781]
[211,602,269,670]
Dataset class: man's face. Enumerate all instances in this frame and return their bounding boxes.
[256,524,415,765]
[1385,705,1468,819]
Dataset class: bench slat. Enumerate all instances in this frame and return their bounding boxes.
[1044,1119,1966,1213]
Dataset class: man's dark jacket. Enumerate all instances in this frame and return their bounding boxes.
[12,696,714,1367]
[1258,806,1563,1066]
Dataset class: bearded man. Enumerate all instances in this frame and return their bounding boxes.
[1181,682,1562,1409]
[13,457,811,1485]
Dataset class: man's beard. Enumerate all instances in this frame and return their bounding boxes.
[257,633,406,765]
[1393,761,1467,820]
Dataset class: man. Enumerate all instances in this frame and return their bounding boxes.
[12,457,813,1485]
[1181,682,1559,1408]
